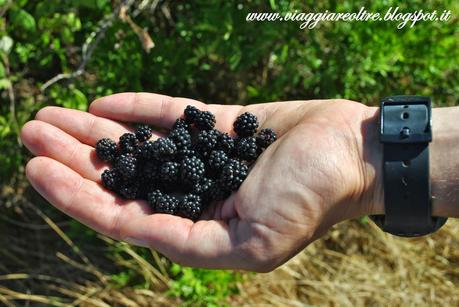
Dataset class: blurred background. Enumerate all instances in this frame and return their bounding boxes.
[0,0,458,305]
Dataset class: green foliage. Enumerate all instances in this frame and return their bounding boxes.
[168,263,241,306]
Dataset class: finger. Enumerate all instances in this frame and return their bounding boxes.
[89,92,242,130]
[35,106,163,147]
[25,157,151,239]
[120,214,244,269]
[21,120,106,182]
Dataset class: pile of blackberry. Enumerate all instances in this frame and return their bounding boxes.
[96,105,276,221]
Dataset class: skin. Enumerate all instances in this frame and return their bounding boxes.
[20,93,459,272]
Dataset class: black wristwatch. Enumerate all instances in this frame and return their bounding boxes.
[370,95,447,237]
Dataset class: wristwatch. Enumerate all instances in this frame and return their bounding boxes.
[370,95,447,237]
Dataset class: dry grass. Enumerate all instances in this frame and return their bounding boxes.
[1,181,458,306]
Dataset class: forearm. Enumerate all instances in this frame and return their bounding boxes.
[363,105,459,218]
[431,107,459,217]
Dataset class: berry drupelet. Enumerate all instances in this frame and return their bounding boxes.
[147,189,163,208]
[233,112,259,137]
[96,138,117,162]
[135,124,152,142]
[256,128,277,148]
[173,118,191,131]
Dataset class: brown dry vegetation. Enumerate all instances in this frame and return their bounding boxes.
[1,178,457,306]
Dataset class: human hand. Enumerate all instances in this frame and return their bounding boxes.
[21,93,382,272]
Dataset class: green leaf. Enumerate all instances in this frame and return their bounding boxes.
[11,9,36,32]
[0,63,5,78]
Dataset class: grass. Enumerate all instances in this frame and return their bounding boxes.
[1,176,458,306]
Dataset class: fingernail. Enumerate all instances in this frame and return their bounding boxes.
[124,237,149,248]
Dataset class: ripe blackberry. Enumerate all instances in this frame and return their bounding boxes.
[160,162,180,182]
[152,138,177,161]
[256,128,277,148]
[178,194,203,220]
[233,112,258,137]
[216,133,235,154]
[119,181,139,199]
[208,179,231,202]
[147,189,162,208]
[115,154,138,178]
[137,140,156,159]
[169,128,192,153]
[235,137,259,161]
[181,156,205,185]
[173,118,191,131]
[192,177,214,196]
[142,160,160,179]
[194,111,216,130]
[184,105,200,124]
[95,138,117,162]
[219,159,248,190]
[155,194,179,214]
[119,133,138,154]
[101,169,120,191]
[208,150,228,170]
[195,129,219,154]
[135,124,152,142]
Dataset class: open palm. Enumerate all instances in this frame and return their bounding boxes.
[21,93,380,272]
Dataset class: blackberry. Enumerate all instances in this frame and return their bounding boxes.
[142,160,160,179]
[178,194,203,220]
[208,150,228,170]
[233,112,258,137]
[119,181,139,199]
[152,138,177,161]
[194,111,216,130]
[119,133,138,154]
[184,105,200,124]
[169,128,192,153]
[115,154,138,178]
[208,179,231,202]
[192,177,214,196]
[95,138,117,162]
[160,162,180,182]
[235,137,259,161]
[135,124,152,142]
[181,156,205,185]
[101,169,120,191]
[173,118,191,131]
[256,128,277,148]
[216,133,235,154]
[219,159,248,190]
[195,129,219,154]
[155,194,179,214]
[147,189,162,208]
[137,140,156,159]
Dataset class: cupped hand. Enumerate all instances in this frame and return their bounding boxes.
[21,93,382,272]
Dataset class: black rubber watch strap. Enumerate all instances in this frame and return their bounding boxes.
[370,96,447,237]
